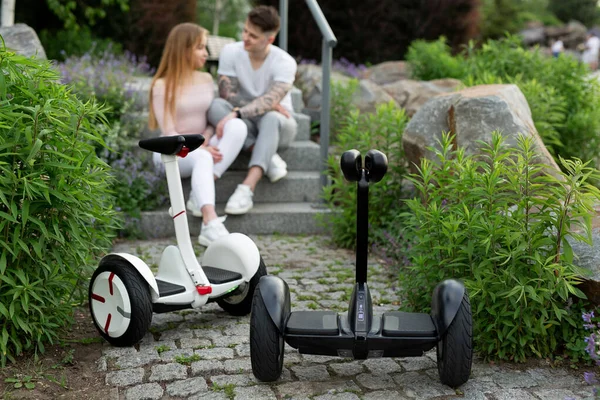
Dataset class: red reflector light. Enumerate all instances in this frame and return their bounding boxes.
[178,146,190,158]
[196,285,212,295]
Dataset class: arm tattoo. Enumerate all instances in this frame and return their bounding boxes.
[239,81,292,119]
[218,75,249,107]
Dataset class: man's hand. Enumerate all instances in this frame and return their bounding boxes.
[204,146,223,163]
[215,112,236,138]
[273,103,290,119]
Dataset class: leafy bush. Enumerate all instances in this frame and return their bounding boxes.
[406,35,600,166]
[396,132,600,361]
[405,37,466,81]
[0,40,118,365]
[321,101,408,248]
[39,27,123,61]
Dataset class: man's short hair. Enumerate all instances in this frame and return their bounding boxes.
[248,6,280,34]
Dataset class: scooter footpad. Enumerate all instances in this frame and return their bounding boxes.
[286,311,339,336]
[382,312,436,337]
[156,279,186,297]
[203,266,242,284]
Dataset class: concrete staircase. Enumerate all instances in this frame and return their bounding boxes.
[127,80,328,238]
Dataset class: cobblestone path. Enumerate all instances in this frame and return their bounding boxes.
[100,235,592,400]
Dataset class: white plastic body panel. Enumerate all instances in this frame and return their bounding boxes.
[202,233,260,281]
[101,253,160,301]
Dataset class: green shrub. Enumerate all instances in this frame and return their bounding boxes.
[329,78,360,143]
[397,131,600,361]
[321,102,408,248]
[39,27,123,61]
[407,35,600,167]
[405,37,466,81]
[0,40,118,365]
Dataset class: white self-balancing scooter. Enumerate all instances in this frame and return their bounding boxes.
[89,134,266,346]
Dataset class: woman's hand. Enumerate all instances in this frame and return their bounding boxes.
[216,112,236,139]
[204,146,223,163]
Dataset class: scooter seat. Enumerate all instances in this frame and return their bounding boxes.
[382,311,436,337]
[286,311,339,336]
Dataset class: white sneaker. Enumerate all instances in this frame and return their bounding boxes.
[225,184,254,215]
[266,153,288,183]
[186,195,202,217]
[187,196,227,224]
[198,218,229,247]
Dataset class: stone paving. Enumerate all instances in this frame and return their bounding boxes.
[100,234,594,400]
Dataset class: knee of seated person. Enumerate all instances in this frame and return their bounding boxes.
[225,118,248,139]
[196,147,214,164]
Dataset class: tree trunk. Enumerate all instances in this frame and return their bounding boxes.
[1,0,15,27]
[213,0,222,35]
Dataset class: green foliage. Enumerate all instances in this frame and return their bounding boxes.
[39,27,123,61]
[405,37,467,81]
[548,0,600,27]
[45,0,130,30]
[329,78,360,143]
[321,101,408,248]
[406,35,600,167]
[480,0,561,40]
[197,0,249,38]
[0,40,118,366]
[398,132,600,361]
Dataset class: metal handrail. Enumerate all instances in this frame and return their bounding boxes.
[279,0,338,189]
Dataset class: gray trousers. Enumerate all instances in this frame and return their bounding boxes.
[207,98,298,172]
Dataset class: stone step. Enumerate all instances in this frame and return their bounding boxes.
[138,202,328,238]
[127,111,311,142]
[181,170,322,203]
[230,140,321,171]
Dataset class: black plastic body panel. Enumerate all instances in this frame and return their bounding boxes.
[431,279,465,337]
[258,275,291,333]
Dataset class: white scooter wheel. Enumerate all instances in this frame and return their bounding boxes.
[217,257,267,316]
[436,292,473,387]
[88,261,153,347]
[250,283,284,382]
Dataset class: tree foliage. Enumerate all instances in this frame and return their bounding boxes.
[252,0,480,64]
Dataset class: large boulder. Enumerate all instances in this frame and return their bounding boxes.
[402,84,561,177]
[382,78,462,117]
[360,61,410,85]
[295,64,398,116]
[0,23,46,59]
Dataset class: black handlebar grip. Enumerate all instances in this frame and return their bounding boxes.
[340,149,362,182]
[364,149,387,183]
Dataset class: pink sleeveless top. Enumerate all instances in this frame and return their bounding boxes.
[151,82,214,136]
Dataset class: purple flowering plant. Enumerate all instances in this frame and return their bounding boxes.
[56,46,168,232]
[58,44,153,124]
[300,57,367,78]
[582,310,600,397]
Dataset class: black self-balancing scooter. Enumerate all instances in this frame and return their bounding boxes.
[249,149,473,387]
[89,134,266,347]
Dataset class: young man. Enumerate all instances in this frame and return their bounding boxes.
[207,5,298,215]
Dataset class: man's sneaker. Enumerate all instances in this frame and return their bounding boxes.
[225,184,254,215]
[198,218,229,247]
[266,153,288,183]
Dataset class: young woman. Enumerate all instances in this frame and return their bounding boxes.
[148,23,247,246]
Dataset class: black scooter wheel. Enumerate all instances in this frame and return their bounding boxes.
[250,284,284,382]
[89,261,153,347]
[217,257,267,316]
[437,292,473,387]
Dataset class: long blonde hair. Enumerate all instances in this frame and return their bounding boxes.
[148,23,208,130]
